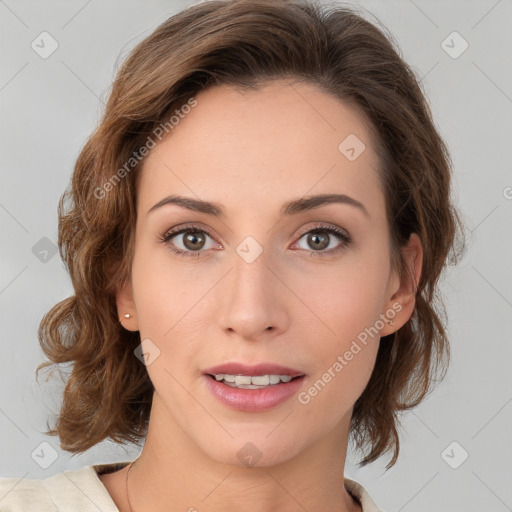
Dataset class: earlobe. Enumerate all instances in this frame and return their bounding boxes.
[380,233,423,336]
[116,279,139,331]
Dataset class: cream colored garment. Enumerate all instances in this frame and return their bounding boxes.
[0,463,383,511]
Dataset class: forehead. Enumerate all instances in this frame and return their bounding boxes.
[137,80,385,220]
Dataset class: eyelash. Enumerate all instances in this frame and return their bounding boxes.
[159,224,352,258]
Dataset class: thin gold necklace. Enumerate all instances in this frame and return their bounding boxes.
[125,461,135,512]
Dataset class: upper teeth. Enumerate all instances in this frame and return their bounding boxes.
[214,374,294,386]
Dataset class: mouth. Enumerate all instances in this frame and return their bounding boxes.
[202,362,306,411]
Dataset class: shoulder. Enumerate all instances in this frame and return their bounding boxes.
[344,477,384,512]
[0,475,55,511]
[0,464,127,512]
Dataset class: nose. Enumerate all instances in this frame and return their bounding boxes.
[217,249,290,342]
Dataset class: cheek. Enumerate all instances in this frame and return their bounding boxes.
[131,241,202,331]
[130,244,216,381]
[295,253,391,343]
[293,254,389,407]
[296,272,385,425]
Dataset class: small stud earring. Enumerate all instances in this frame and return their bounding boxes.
[124,313,131,319]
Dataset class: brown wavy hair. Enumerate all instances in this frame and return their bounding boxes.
[36,0,464,468]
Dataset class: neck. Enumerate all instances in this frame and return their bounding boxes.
[124,393,361,512]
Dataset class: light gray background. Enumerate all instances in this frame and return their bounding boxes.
[1,1,511,511]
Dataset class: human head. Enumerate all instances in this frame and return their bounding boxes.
[37,0,463,469]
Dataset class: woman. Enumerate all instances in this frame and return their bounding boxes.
[0,0,463,510]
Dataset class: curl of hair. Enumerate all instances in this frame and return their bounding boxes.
[36,0,465,468]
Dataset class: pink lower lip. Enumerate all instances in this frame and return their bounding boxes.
[202,375,305,412]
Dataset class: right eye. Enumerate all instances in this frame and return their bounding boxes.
[160,226,219,257]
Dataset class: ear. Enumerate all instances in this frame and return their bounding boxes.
[380,233,423,336]
[116,278,139,332]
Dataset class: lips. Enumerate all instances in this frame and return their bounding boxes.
[202,362,306,412]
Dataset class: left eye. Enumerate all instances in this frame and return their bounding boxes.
[294,226,351,254]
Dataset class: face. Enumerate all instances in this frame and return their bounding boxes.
[118,79,421,467]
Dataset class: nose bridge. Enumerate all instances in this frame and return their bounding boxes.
[217,236,288,339]
[232,240,271,301]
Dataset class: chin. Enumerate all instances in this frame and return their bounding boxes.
[200,433,305,469]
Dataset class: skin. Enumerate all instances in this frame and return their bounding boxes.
[100,79,422,512]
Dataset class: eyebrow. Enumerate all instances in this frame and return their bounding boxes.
[147,193,369,218]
